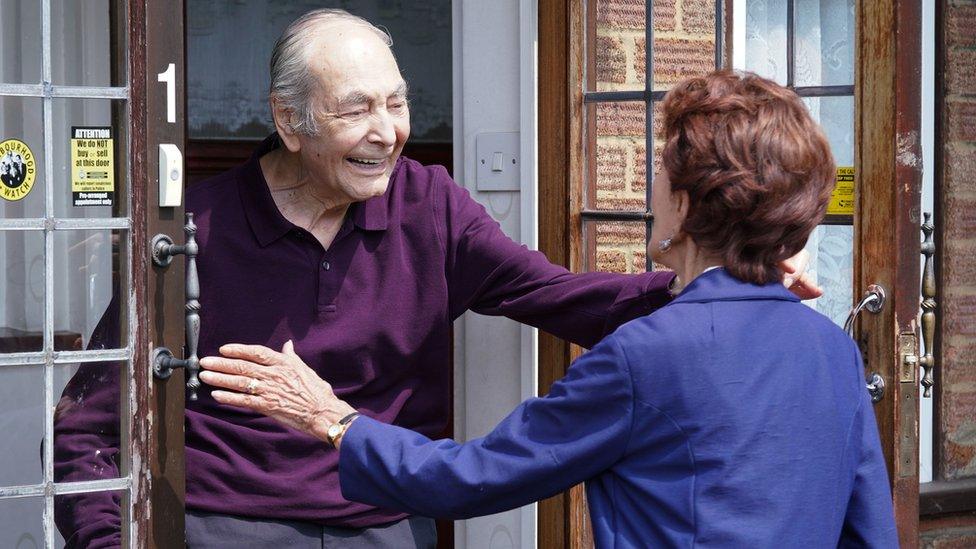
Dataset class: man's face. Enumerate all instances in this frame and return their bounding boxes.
[292,26,410,205]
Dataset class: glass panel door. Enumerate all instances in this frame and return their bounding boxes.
[0,1,134,547]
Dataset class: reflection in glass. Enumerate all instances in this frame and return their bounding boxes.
[53,230,126,351]
[0,496,52,548]
[0,1,42,85]
[51,0,127,87]
[587,102,648,211]
[53,337,127,544]
[794,0,855,87]
[0,97,46,216]
[186,0,452,141]
[0,365,43,488]
[54,490,128,548]
[0,230,45,353]
[53,361,125,480]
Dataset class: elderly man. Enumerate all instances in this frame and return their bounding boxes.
[54,9,818,548]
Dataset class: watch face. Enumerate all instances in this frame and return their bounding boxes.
[328,423,342,439]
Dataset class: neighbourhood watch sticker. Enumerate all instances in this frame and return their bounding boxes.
[71,127,115,207]
[0,138,36,202]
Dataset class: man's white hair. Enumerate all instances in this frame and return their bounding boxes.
[269,9,393,136]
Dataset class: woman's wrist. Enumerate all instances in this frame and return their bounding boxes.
[311,400,357,443]
[332,414,360,449]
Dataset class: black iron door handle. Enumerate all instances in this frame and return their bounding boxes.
[150,212,202,400]
[844,284,886,403]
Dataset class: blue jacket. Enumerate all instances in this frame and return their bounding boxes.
[339,268,898,547]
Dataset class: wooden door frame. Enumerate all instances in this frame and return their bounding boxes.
[130,0,188,546]
[538,0,588,546]
[539,0,924,546]
[855,0,922,545]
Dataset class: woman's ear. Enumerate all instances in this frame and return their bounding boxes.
[673,189,691,227]
[271,97,302,153]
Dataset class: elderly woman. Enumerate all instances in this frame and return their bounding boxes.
[200,71,897,547]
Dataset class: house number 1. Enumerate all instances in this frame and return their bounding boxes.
[157,63,176,124]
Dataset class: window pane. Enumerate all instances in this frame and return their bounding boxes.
[587,101,648,210]
[802,95,854,167]
[740,0,788,85]
[0,230,45,353]
[52,361,125,483]
[53,99,128,219]
[0,364,43,487]
[0,496,48,547]
[0,1,42,85]
[794,0,854,87]
[652,0,718,90]
[590,0,646,91]
[51,0,128,87]
[54,490,130,547]
[803,225,853,328]
[186,1,452,141]
[53,230,127,352]
[585,220,648,274]
[0,97,45,214]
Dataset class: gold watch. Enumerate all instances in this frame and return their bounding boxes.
[327,412,360,448]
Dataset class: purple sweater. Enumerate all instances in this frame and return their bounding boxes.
[53,135,673,546]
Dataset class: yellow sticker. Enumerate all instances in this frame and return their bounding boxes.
[827,166,855,216]
[0,138,37,202]
[71,127,115,207]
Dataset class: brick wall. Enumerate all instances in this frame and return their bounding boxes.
[590,0,716,274]
[922,0,976,543]
[940,0,976,482]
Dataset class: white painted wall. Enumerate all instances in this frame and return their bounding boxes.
[451,0,538,547]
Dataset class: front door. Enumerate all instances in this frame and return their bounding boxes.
[0,1,187,547]
[538,0,923,546]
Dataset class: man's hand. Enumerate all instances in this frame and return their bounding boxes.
[778,249,823,300]
[198,341,356,443]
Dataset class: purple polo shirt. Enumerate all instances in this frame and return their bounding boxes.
[53,134,674,541]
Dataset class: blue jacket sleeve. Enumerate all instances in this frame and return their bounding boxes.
[339,336,634,519]
[434,170,673,348]
[838,376,898,547]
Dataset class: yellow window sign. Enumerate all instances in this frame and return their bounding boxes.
[827,167,855,216]
[71,126,115,207]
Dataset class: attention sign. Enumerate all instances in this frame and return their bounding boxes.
[71,126,115,207]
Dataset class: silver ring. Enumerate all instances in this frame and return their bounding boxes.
[245,378,260,394]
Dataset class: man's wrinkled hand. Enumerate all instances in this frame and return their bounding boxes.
[198,340,356,443]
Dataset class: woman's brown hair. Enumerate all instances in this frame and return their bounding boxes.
[659,70,836,285]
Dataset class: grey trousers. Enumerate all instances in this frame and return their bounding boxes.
[185,510,437,548]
